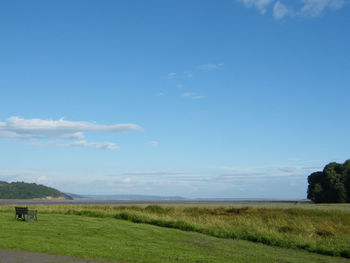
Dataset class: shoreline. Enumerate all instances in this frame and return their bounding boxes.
[0,199,312,206]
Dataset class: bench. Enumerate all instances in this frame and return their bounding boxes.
[15,207,37,221]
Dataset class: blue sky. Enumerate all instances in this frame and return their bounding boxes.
[0,0,349,199]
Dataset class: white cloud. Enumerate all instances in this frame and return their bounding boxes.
[29,139,119,151]
[273,1,290,19]
[147,141,159,147]
[0,169,62,187]
[0,170,38,184]
[238,0,349,19]
[121,177,132,184]
[300,0,347,17]
[329,0,348,8]
[70,140,119,150]
[36,176,48,184]
[240,0,275,14]
[0,117,141,140]
[182,92,205,99]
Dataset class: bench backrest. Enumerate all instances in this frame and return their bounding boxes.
[15,207,28,214]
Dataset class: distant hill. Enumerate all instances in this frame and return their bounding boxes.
[0,181,73,200]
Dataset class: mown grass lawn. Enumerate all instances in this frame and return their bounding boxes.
[0,211,349,263]
[5,203,349,257]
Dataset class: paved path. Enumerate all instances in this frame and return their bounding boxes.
[0,249,112,263]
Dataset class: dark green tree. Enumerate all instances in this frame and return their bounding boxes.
[307,160,350,203]
[344,160,350,202]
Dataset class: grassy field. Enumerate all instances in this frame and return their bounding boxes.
[1,209,350,263]
[2,203,348,257]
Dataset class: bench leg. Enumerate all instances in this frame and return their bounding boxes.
[15,214,23,220]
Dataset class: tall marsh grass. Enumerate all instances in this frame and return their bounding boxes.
[1,204,350,257]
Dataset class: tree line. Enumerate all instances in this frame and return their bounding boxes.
[307,160,350,203]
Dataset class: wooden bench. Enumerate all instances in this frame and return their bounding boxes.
[15,207,37,221]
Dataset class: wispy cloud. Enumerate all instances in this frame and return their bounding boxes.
[0,169,60,187]
[36,176,48,184]
[300,0,347,17]
[29,139,119,151]
[122,171,187,176]
[0,117,141,140]
[70,140,119,150]
[273,1,290,19]
[147,141,159,147]
[197,63,224,70]
[240,0,275,14]
[167,72,177,79]
[121,177,132,184]
[238,0,349,19]
[167,63,223,81]
[165,63,220,100]
[182,92,205,99]
[219,164,322,180]
[29,140,58,147]
[121,171,213,182]
[0,168,309,198]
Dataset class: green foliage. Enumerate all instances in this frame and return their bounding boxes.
[307,160,350,203]
[0,181,72,199]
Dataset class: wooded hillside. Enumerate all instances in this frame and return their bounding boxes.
[0,181,72,199]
